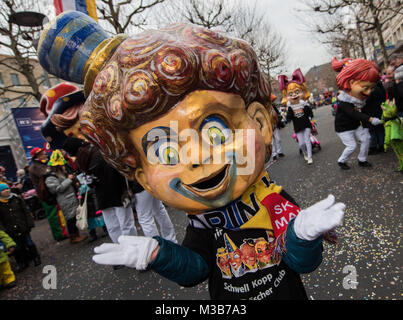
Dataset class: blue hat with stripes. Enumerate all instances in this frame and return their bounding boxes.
[37,11,110,85]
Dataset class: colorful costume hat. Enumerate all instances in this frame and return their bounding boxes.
[40,82,80,117]
[224,233,238,253]
[37,10,127,96]
[30,147,45,159]
[47,149,67,167]
[40,83,85,149]
[216,247,228,258]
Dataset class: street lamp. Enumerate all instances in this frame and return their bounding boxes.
[9,11,48,27]
[8,11,48,49]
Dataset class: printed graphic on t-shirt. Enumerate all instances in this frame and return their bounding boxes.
[293,108,304,118]
[216,230,276,279]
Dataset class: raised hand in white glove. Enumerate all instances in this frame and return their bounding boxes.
[293,195,345,241]
[370,117,381,125]
[92,236,159,270]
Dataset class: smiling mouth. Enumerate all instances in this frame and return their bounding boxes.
[183,164,231,199]
[189,164,229,192]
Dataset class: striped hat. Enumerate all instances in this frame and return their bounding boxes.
[37,11,126,95]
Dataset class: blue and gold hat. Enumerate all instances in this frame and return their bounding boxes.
[37,11,127,96]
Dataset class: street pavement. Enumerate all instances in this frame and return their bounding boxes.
[1,105,401,300]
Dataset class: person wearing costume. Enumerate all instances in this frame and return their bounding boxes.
[0,227,16,289]
[37,12,345,300]
[381,100,403,173]
[28,147,68,241]
[332,57,382,170]
[279,69,314,164]
[389,54,403,117]
[270,94,285,162]
[0,183,41,272]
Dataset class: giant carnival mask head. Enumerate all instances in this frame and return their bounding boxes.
[37,11,274,214]
[332,57,379,101]
[278,68,310,106]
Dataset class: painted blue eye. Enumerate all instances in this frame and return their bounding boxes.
[201,116,231,146]
[154,140,180,166]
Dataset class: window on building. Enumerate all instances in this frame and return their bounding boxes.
[10,73,20,86]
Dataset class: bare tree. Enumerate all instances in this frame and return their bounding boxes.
[302,0,403,67]
[97,0,166,34]
[307,10,366,58]
[0,0,51,106]
[156,0,235,32]
[156,0,288,77]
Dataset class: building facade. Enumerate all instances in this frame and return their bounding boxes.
[305,62,338,99]
[0,54,65,180]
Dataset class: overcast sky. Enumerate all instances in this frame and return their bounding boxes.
[2,0,334,77]
[255,0,334,75]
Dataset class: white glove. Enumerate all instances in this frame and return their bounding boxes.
[92,236,159,270]
[371,117,381,125]
[293,195,345,241]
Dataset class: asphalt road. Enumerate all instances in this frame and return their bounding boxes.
[1,105,401,300]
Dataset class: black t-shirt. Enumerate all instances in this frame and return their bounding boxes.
[182,190,308,300]
[286,105,313,133]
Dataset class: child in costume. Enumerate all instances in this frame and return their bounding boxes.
[279,69,315,164]
[0,183,41,272]
[381,100,403,172]
[0,228,16,289]
[332,57,382,170]
[37,12,345,300]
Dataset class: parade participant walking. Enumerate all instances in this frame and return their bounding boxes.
[38,14,345,300]
[279,69,314,164]
[45,150,87,244]
[134,190,177,244]
[28,148,69,241]
[0,183,41,272]
[0,228,16,289]
[332,57,381,170]
[271,100,285,161]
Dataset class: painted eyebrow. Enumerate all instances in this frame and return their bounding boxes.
[141,126,178,154]
[188,102,231,128]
